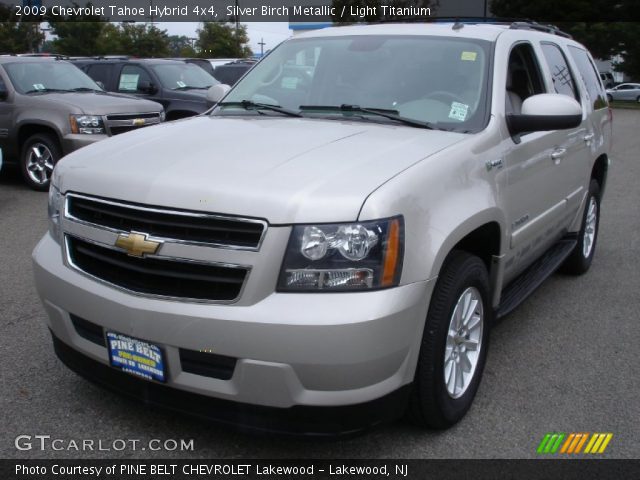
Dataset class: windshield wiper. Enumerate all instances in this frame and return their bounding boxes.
[299,104,434,129]
[24,88,72,94]
[173,85,209,90]
[218,100,302,118]
[70,87,103,92]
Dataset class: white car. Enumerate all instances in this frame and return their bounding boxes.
[606,83,640,102]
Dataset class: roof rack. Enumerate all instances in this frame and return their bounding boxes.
[362,17,572,39]
[508,21,572,39]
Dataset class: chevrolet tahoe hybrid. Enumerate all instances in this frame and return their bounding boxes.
[0,57,164,190]
[33,22,611,435]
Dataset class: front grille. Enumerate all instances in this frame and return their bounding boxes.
[106,113,161,121]
[180,349,237,380]
[104,112,161,136]
[67,194,265,249]
[67,237,247,301]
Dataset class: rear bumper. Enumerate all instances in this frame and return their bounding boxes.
[52,332,412,436]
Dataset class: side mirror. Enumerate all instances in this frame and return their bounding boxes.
[507,93,582,136]
[138,80,157,95]
[206,84,231,105]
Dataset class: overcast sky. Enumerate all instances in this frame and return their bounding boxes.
[157,22,293,55]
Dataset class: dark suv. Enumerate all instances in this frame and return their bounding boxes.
[73,58,219,120]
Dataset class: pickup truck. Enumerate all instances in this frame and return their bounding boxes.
[0,57,163,190]
[33,22,611,435]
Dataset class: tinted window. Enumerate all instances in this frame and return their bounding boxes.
[87,64,112,87]
[150,63,217,90]
[568,46,607,110]
[540,43,579,100]
[118,65,152,93]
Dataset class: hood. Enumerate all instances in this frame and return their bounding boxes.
[26,91,163,115]
[57,116,466,224]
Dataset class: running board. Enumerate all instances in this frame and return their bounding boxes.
[496,238,577,319]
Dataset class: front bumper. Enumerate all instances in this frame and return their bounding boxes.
[61,133,106,154]
[33,233,433,431]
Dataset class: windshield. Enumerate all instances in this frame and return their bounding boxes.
[4,61,101,94]
[220,35,491,131]
[150,63,219,90]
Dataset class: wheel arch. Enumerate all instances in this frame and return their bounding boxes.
[17,122,62,153]
[427,212,505,307]
[591,153,609,197]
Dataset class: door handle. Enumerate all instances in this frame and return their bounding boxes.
[583,133,595,142]
[551,148,566,164]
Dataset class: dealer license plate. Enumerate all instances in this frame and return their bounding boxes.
[106,332,166,383]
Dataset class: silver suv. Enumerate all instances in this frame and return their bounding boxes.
[33,22,611,435]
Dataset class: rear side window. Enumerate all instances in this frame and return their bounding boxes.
[567,46,607,110]
[87,64,112,87]
[540,43,579,101]
[118,65,151,93]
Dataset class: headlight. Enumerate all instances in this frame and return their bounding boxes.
[278,216,404,292]
[48,185,64,244]
[70,114,105,134]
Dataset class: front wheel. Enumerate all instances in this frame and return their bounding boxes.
[561,179,601,275]
[20,133,61,191]
[408,251,492,429]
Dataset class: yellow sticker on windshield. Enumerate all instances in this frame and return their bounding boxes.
[461,51,477,61]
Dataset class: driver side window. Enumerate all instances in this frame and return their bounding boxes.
[506,44,545,115]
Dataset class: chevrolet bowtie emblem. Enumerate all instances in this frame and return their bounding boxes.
[132,118,146,126]
[115,233,161,257]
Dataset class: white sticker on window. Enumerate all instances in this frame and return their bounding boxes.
[176,80,186,88]
[32,83,45,90]
[118,74,139,91]
[449,102,469,121]
[280,77,298,89]
[461,51,477,61]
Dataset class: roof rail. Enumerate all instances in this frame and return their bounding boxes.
[508,21,572,38]
[360,17,572,38]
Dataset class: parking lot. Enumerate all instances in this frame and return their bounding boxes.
[1,110,638,459]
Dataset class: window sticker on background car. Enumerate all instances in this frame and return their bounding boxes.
[449,102,469,121]
[118,74,139,91]
[281,77,299,89]
[32,83,45,90]
[176,80,186,88]
[461,51,477,61]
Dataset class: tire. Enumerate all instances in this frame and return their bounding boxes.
[20,133,61,191]
[408,251,492,429]
[561,179,601,275]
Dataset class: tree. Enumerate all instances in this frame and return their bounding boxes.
[613,24,640,80]
[196,22,252,58]
[0,5,44,53]
[118,23,170,57]
[168,35,196,57]
[490,0,640,79]
[47,3,109,56]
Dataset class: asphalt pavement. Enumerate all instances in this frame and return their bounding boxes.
[1,110,638,459]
